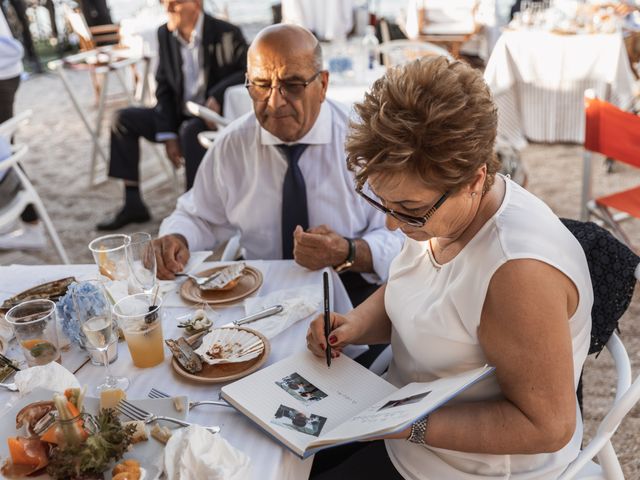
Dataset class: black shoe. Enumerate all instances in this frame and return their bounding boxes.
[96,206,151,231]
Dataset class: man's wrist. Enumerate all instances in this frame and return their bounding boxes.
[334,237,355,273]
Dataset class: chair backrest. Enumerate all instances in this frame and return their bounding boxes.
[63,5,95,51]
[377,40,452,67]
[584,91,640,170]
[560,218,639,355]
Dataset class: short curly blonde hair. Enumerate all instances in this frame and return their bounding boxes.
[347,56,499,193]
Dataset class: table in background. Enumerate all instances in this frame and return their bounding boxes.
[485,30,636,149]
[0,260,353,480]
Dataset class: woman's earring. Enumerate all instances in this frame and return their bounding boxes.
[471,192,478,197]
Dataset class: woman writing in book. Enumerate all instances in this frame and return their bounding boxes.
[306,55,592,479]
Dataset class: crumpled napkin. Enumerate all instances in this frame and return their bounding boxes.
[14,362,80,396]
[241,286,321,339]
[164,425,251,480]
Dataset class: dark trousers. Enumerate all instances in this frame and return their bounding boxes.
[0,75,37,222]
[109,107,207,191]
[310,440,404,479]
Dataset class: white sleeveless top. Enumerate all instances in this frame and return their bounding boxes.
[383,177,592,480]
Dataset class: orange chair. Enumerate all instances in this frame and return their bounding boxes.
[581,90,640,247]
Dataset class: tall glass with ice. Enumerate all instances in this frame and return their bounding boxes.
[113,293,165,368]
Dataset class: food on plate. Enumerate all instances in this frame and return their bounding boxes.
[0,277,75,313]
[150,423,173,444]
[0,358,19,382]
[100,388,127,410]
[3,391,136,479]
[1,437,49,477]
[165,337,203,374]
[173,397,185,413]
[15,400,55,435]
[177,308,213,335]
[195,327,265,365]
[122,421,148,444]
[45,408,136,479]
[112,458,142,480]
[199,262,246,291]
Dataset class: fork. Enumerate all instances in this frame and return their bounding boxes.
[116,399,220,434]
[175,270,223,287]
[0,353,20,372]
[148,388,233,409]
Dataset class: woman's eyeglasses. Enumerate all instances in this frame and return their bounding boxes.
[356,187,449,227]
[245,71,322,102]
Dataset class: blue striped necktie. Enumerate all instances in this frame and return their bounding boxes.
[277,144,309,259]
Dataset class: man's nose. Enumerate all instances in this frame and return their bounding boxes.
[267,85,288,110]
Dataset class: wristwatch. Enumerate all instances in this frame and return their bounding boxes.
[334,237,356,273]
[408,416,429,445]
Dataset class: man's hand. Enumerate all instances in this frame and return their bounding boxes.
[293,225,349,270]
[203,97,221,131]
[153,234,190,279]
[165,138,183,168]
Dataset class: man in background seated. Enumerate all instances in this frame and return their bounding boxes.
[153,24,402,307]
[97,0,248,231]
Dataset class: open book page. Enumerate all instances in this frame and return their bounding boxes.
[308,365,494,451]
[221,350,397,457]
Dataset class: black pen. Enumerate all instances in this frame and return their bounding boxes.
[323,271,331,368]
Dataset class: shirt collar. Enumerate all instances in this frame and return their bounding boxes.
[260,101,333,146]
[173,12,203,48]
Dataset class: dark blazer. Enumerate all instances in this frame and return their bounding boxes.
[154,14,248,133]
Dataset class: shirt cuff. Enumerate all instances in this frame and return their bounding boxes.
[155,132,178,142]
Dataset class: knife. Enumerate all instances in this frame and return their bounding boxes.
[234,305,284,326]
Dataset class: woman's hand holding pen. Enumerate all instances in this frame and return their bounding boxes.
[306,312,362,359]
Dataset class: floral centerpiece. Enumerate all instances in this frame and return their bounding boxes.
[56,282,110,347]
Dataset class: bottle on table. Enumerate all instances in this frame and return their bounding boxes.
[362,25,380,71]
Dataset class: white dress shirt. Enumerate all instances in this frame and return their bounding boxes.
[159,99,403,282]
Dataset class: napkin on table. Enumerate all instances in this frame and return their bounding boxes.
[164,425,251,480]
[241,286,321,339]
[14,362,80,397]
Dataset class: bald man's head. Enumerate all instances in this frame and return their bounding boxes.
[249,24,323,74]
[246,24,328,142]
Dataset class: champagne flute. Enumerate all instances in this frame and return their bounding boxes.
[73,280,129,393]
[125,232,157,294]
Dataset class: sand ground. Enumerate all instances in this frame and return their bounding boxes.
[1,70,639,478]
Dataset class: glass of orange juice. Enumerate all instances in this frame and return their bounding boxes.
[113,293,165,368]
[6,299,60,366]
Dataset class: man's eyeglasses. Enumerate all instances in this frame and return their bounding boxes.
[245,71,322,102]
[356,186,449,227]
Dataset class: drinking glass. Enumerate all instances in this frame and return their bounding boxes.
[6,299,60,367]
[88,234,130,281]
[125,232,157,294]
[73,280,129,393]
[113,293,165,368]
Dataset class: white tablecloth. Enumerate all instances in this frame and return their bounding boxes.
[0,260,353,480]
[484,31,636,148]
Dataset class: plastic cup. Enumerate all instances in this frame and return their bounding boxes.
[6,299,61,367]
[88,234,130,281]
[113,293,165,368]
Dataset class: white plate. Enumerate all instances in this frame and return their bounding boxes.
[0,388,189,479]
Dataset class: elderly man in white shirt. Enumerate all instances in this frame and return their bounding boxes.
[155,24,402,306]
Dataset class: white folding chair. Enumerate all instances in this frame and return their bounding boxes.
[559,329,639,479]
[0,112,70,264]
[377,39,452,67]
